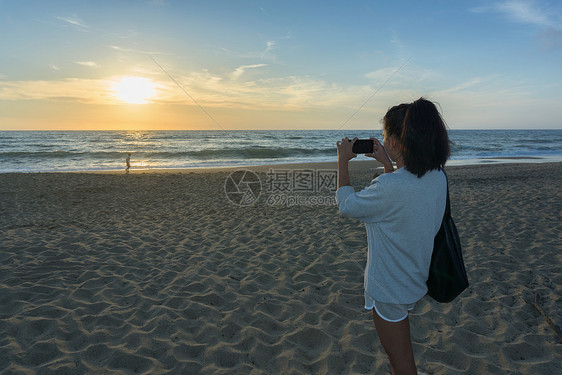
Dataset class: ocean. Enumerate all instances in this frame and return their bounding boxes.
[1,130,561,173]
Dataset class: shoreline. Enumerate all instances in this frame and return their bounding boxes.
[2,155,562,175]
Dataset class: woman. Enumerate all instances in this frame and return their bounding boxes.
[335,98,451,374]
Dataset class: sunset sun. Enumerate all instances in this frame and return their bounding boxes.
[112,76,156,104]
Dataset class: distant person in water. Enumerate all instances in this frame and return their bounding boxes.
[125,153,131,174]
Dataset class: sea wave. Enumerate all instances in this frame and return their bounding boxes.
[1,129,561,172]
[0,151,124,159]
[179,147,336,159]
[0,147,336,161]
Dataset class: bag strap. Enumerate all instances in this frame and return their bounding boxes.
[443,170,451,220]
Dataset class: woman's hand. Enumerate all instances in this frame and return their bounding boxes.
[366,137,394,172]
[336,137,357,163]
[336,137,355,188]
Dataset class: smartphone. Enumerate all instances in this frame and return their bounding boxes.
[351,139,374,154]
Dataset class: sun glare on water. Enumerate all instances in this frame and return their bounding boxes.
[112,76,156,104]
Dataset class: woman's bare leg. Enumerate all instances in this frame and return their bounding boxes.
[372,309,417,375]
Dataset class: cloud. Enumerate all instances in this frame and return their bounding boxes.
[203,40,279,62]
[496,0,557,27]
[471,1,562,49]
[471,1,561,29]
[75,61,99,68]
[110,45,163,56]
[265,41,275,53]
[3,63,526,119]
[0,67,413,114]
[0,78,116,104]
[158,68,395,112]
[365,64,438,89]
[230,64,268,80]
[438,78,485,94]
[56,16,89,31]
[260,41,276,59]
[365,67,402,82]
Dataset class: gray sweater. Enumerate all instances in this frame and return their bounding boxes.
[336,167,447,304]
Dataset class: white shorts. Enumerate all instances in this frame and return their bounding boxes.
[365,297,415,322]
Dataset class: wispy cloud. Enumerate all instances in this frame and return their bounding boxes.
[365,64,439,89]
[0,68,415,113]
[471,0,562,49]
[210,40,278,61]
[499,0,557,27]
[0,78,114,104]
[437,78,486,94]
[471,0,561,28]
[264,41,275,54]
[75,61,99,68]
[110,45,163,56]
[4,62,537,118]
[158,69,393,111]
[56,16,89,31]
[240,40,278,60]
[230,64,268,80]
[365,67,402,82]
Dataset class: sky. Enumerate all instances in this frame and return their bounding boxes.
[1,0,561,130]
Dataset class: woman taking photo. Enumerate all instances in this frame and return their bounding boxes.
[336,98,451,374]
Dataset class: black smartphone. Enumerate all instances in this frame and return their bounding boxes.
[351,139,374,154]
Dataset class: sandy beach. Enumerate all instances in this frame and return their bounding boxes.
[0,161,560,374]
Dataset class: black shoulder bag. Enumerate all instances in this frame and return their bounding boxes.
[426,172,469,303]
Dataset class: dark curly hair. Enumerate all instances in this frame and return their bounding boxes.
[382,103,410,139]
[400,97,451,178]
